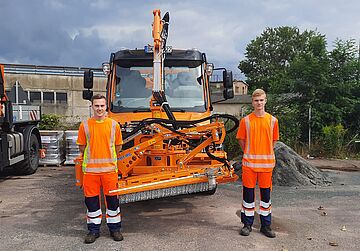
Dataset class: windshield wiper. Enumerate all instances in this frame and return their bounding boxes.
[132,108,150,113]
[170,109,186,112]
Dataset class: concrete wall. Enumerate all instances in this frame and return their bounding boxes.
[5,72,106,122]
[3,64,251,122]
[212,103,249,117]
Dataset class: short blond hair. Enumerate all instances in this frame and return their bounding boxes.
[252,89,266,98]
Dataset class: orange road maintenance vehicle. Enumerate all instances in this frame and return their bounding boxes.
[78,10,239,203]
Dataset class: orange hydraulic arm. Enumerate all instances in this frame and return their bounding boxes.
[152,9,163,93]
[117,120,227,178]
[149,10,175,122]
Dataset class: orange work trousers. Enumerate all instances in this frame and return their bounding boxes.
[241,167,273,226]
[82,172,121,234]
[82,172,118,197]
[242,167,272,189]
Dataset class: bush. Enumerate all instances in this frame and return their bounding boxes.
[39,113,62,130]
[39,114,82,130]
[321,124,346,157]
[223,118,242,160]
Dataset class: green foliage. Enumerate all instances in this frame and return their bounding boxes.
[223,116,242,160]
[238,26,360,157]
[266,95,302,147]
[39,114,81,130]
[39,113,62,130]
[239,26,326,93]
[321,124,346,157]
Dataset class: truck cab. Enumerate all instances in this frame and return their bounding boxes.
[85,48,234,139]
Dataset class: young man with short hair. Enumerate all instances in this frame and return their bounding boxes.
[77,94,123,243]
[236,89,279,238]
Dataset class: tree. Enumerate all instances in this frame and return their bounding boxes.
[327,39,360,137]
[239,26,329,145]
[239,26,327,94]
[238,27,359,155]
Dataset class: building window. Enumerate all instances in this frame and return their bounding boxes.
[30,91,41,103]
[43,92,54,103]
[56,92,67,104]
[27,90,68,104]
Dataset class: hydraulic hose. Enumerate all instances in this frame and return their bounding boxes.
[124,114,239,140]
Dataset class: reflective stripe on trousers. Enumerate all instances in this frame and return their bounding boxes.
[106,207,121,224]
[241,186,272,226]
[85,195,121,233]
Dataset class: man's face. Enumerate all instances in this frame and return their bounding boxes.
[92,98,107,118]
[252,94,267,111]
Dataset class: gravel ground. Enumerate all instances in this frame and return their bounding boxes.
[0,164,359,251]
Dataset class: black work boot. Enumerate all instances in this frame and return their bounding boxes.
[260,225,276,238]
[239,225,252,236]
[84,232,100,244]
[110,231,124,241]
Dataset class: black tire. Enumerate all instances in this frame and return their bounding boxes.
[14,134,40,175]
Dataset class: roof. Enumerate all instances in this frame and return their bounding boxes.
[113,49,204,68]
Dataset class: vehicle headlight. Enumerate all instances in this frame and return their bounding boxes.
[206,63,214,76]
[102,63,110,76]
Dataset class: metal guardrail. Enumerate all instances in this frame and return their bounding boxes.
[3,63,242,80]
[3,63,105,77]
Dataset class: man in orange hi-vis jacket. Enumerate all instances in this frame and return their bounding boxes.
[77,94,123,244]
[236,89,279,238]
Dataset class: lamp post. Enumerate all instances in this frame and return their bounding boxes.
[308,105,311,153]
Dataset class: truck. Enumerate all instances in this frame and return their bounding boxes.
[81,10,239,203]
[0,64,43,175]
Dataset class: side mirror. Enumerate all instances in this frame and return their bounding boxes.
[223,88,234,100]
[223,70,233,88]
[83,90,93,101]
[84,70,94,89]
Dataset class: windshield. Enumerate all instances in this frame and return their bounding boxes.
[111,65,206,112]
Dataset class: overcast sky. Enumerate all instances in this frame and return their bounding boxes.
[0,0,359,77]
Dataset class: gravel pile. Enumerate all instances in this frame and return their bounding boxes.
[233,141,332,186]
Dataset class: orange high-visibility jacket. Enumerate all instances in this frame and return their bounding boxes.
[236,112,279,172]
[77,118,122,174]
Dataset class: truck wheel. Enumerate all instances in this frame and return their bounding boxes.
[14,134,40,175]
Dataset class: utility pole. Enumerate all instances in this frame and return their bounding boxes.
[308,105,311,153]
[357,39,360,85]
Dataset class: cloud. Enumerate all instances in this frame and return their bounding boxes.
[0,0,359,75]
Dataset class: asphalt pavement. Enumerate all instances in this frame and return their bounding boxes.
[0,165,359,251]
